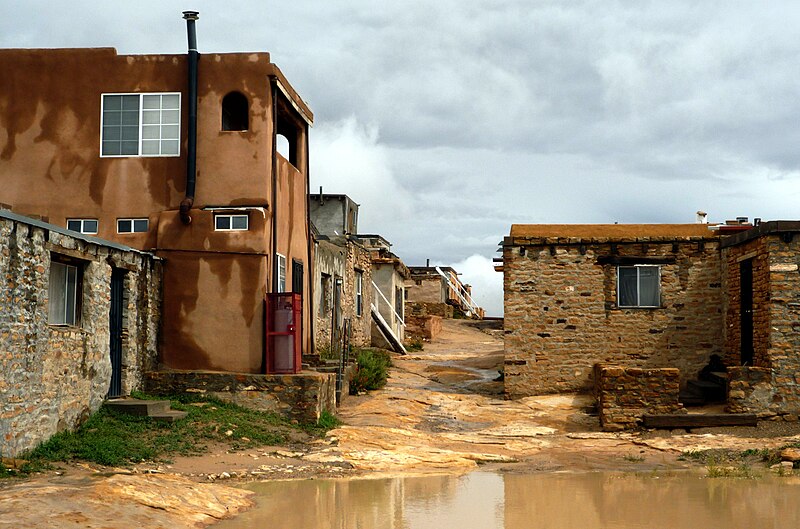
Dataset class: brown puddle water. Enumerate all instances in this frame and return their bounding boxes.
[216,471,800,529]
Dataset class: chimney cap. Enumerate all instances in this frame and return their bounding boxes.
[182,11,199,20]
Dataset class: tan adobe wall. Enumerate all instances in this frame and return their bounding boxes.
[0,217,161,457]
[405,276,443,304]
[504,239,722,396]
[595,365,684,431]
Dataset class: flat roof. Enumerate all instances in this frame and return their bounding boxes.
[509,223,717,241]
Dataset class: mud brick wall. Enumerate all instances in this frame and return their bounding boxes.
[404,314,443,341]
[722,233,800,418]
[595,365,683,431]
[0,216,161,458]
[406,301,454,319]
[145,370,335,423]
[405,276,443,304]
[504,238,722,396]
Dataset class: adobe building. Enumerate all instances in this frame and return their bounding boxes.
[501,220,800,426]
[0,13,313,377]
[359,234,410,349]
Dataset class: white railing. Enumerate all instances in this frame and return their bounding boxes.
[371,281,405,328]
[435,266,480,317]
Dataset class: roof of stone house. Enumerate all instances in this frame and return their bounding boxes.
[509,224,718,242]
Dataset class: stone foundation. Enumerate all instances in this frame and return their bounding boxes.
[726,367,780,418]
[595,364,684,431]
[144,370,336,423]
[404,314,443,341]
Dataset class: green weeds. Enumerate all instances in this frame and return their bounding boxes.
[350,348,392,394]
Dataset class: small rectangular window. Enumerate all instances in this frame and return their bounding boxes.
[117,218,149,233]
[49,260,81,325]
[276,254,287,293]
[66,219,98,235]
[215,214,248,231]
[617,265,660,308]
[320,273,332,317]
[355,270,363,317]
[101,93,181,157]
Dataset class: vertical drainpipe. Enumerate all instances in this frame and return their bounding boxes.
[269,76,278,293]
[180,11,199,225]
[305,121,315,356]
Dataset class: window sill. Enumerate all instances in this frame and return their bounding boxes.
[48,324,86,332]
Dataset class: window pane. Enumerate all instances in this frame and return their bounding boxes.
[142,95,161,109]
[162,109,179,124]
[67,220,81,232]
[141,125,160,140]
[121,126,139,141]
[102,126,121,141]
[103,95,122,111]
[121,141,139,155]
[103,111,121,126]
[49,262,67,324]
[118,219,132,233]
[161,125,179,140]
[161,94,180,109]
[232,215,248,230]
[65,264,78,324]
[121,111,139,126]
[142,110,160,124]
[121,95,140,111]
[102,141,121,156]
[639,267,660,306]
[83,220,98,234]
[216,216,230,230]
[133,219,148,232]
[141,140,160,155]
[618,267,638,306]
[161,140,179,155]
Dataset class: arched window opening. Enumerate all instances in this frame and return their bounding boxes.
[276,134,292,160]
[221,91,249,131]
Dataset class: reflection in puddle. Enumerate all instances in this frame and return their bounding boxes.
[216,471,800,529]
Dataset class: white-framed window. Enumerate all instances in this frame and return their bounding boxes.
[276,254,287,293]
[320,273,332,317]
[617,265,661,308]
[49,260,80,325]
[117,218,149,233]
[355,270,363,317]
[67,219,98,235]
[215,214,248,231]
[101,93,180,157]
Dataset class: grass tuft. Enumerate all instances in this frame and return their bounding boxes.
[350,348,392,394]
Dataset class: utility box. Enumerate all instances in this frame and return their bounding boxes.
[266,293,302,374]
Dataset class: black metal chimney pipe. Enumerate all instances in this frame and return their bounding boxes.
[180,10,200,225]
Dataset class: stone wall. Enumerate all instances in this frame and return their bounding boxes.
[404,314,443,341]
[405,276,444,304]
[406,301,454,319]
[595,364,684,431]
[145,370,335,423]
[504,238,722,396]
[346,242,373,348]
[726,367,777,417]
[0,214,161,457]
[313,239,346,352]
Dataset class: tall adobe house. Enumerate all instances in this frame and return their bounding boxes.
[0,13,314,375]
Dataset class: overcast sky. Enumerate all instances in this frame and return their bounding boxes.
[3,1,800,315]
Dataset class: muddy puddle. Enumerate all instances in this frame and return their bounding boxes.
[215,470,800,528]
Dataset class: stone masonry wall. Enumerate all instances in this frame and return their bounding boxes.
[313,239,346,353]
[404,314,443,341]
[145,370,335,423]
[595,364,683,431]
[0,216,161,457]
[346,242,373,348]
[726,367,778,417]
[504,238,722,396]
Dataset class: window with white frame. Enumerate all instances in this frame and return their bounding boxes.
[101,93,180,157]
[617,265,660,308]
[319,273,332,317]
[215,214,248,231]
[49,260,81,325]
[355,270,363,317]
[67,219,98,234]
[276,254,287,293]
[117,218,149,233]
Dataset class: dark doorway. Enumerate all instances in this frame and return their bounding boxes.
[108,268,125,398]
[740,259,754,366]
[292,260,304,294]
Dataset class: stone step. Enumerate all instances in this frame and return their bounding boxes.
[106,398,172,417]
[150,410,188,423]
[687,379,726,402]
[642,413,758,429]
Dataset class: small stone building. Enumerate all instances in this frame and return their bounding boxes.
[360,235,410,348]
[0,210,161,457]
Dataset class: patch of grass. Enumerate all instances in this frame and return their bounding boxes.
[15,393,336,474]
[623,452,645,463]
[350,348,392,394]
[405,338,424,352]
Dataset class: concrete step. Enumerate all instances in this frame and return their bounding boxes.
[150,410,188,423]
[106,399,171,416]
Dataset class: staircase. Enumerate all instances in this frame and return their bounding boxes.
[106,398,188,422]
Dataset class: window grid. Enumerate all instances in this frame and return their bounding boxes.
[355,270,363,317]
[617,265,661,308]
[117,218,149,233]
[101,93,180,157]
[276,254,287,293]
[215,214,249,231]
[49,261,79,325]
[66,219,98,235]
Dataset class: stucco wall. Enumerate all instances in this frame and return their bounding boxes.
[504,238,723,396]
[405,276,444,304]
[0,215,161,457]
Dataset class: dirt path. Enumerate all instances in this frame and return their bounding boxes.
[4,319,800,527]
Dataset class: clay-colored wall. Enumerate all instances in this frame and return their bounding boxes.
[405,276,444,304]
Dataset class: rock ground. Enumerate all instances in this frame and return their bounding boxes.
[3,319,800,527]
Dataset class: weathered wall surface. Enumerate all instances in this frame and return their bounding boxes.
[404,314,443,341]
[145,370,335,423]
[504,238,722,396]
[0,215,161,457]
[346,243,373,347]
[313,239,346,352]
[405,276,444,304]
[595,364,684,431]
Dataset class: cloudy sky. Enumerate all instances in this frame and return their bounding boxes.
[4,1,800,315]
